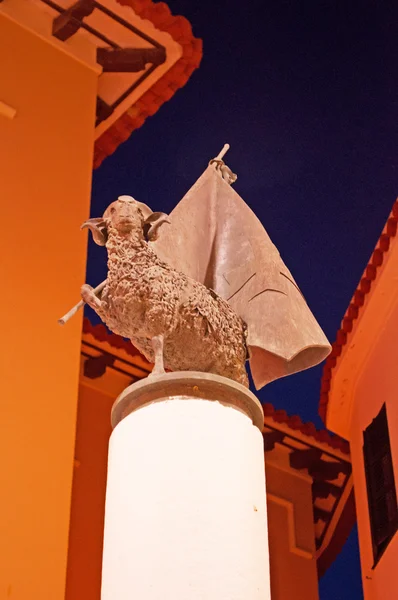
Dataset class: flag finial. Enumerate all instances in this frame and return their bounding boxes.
[209,144,237,185]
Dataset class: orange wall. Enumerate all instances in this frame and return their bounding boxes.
[0,12,97,600]
[66,384,114,600]
[349,302,398,600]
[266,461,319,600]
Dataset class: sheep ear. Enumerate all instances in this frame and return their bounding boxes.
[81,218,108,246]
[143,212,170,241]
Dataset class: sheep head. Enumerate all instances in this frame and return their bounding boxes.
[81,195,169,245]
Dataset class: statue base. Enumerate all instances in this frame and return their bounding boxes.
[102,371,271,600]
[111,370,264,431]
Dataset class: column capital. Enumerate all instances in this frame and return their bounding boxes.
[111,371,264,431]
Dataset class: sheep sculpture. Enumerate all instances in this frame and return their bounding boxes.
[81,195,249,387]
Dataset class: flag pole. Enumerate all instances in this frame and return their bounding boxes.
[215,143,230,161]
[58,280,106,325]
[210,143,237,184]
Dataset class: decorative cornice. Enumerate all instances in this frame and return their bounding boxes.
[83,317,144,359]
[267,494,314,560]
[263,403,350,455]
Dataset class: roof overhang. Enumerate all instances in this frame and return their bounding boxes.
[29,0,202,167]
[320,199,398,438]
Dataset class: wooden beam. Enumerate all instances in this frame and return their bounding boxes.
[314,506,331,523]
[289,448,322,470]
[97,47,166,73]
[309,460,348,482]
[312,480,341,499]
[263,430,285,451]
[290,449,350,481]
[96,96,114,125]
[53,0,95,42]
[84,354,114,379]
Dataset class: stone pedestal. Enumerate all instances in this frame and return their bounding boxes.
[101,372,270,600]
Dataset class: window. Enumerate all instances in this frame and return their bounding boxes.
[363,403,398,566]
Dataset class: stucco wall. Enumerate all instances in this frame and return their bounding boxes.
[66,385,114,600]
[0,10,97,600]
[350,301,398,600]
[266,458,319,600]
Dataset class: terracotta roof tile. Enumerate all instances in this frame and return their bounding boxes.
[261,403,349,454]
[93,0,203,169]
[83,317,144,360]
[319,198,398,423]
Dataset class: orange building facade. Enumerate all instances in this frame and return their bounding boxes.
[0,1,201,599]
[321,199,398,599]
[0,6,98,599]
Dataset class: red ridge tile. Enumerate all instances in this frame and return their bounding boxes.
[83,318,147,362]
[319,198,398,423]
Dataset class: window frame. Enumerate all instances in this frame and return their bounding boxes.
[363,403,398,567]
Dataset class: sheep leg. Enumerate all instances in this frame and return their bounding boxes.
[150,334,165,376]
[81,284,103,311]
[81,283,108,323]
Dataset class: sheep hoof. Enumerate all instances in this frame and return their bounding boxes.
[148,368,166,378]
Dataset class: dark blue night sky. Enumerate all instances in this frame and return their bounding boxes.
[87,2,397,597]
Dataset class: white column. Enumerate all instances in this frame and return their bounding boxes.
[101,372,270,600]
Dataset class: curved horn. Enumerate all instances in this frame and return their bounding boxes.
[143,212,170,241]
[81,218,108,246]
[135,201,153,220]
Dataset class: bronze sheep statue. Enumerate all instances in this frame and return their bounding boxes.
[81,195,249,387]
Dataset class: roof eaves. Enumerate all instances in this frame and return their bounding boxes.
[93,0,203,168]
[263,403,350,455]
[319,198,398,423]
[83,317,144,360]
